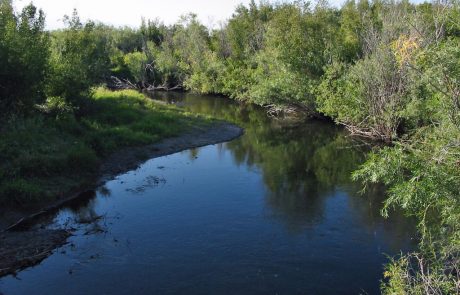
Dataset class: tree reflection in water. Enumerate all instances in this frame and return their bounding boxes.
[149,92,415,249]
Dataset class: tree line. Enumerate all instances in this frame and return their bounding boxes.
[1,0,459,293]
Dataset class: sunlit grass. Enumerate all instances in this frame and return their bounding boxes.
[0,88,211,206]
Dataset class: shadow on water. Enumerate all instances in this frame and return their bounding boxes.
[0,92,416,295]
[151,92,415,239]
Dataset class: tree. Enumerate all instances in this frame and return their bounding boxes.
[140,18,165,46]
[123,51,150,87]
[46,10,111,111]
[0,0,49,114]
[226,1,273,60]
[317,2,422,141]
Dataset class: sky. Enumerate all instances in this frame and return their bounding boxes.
[13,0,259,30]
[13,0,427,30]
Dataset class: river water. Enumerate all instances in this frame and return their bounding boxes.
[0,93,415,294]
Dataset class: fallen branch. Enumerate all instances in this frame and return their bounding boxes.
[265,103,313,118]
[339,121,396,143]
[146,84,183,92]
[111,76,138,90]
[111,76,183,92]
[3,210,46,233]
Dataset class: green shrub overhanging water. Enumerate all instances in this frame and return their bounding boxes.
[1,0,459,292]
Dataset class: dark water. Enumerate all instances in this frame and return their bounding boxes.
[0,93,415,295]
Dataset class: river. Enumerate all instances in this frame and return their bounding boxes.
[0,93,415,294]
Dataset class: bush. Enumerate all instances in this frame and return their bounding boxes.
[123,51,150,87]
[37,96,76,119]
[354,124,460,294]
[317,45,413,142]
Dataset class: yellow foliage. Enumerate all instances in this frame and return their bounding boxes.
[392,34,421,67]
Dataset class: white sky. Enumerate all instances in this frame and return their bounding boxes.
[13,0,258,30]
[14,0,425,30]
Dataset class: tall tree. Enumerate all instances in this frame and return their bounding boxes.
[0,0,49,114]
[46,10,111,111]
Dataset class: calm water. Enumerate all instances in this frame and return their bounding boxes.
[0,93,415,295]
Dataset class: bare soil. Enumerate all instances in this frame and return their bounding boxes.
[0,230,71,277]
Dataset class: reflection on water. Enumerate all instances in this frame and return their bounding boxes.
[0,93,415,295]
[151,92,405,234]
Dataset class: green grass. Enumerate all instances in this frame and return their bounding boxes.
[0,87,211,206]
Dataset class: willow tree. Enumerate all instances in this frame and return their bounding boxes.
[0,0,49,114]
[46,10,111,112]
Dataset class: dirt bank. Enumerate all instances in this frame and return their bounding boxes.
[0,121,243,277]
[0,230,71,277]
[98,122,244,184]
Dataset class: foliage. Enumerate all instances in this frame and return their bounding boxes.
[353,20,460,293]
[317,2,425,141]
[317,47,411,142]
[151,38,184,88]
[123,51,150,87]
[225,0,273,61]
[240,2,338,111]
[0,88,208,206]
[416,37,460,126]
[0,0,49,114]
[2,0,460,292]
[46,10,111,111]
[172,14,214,91]
[355,123,460,294]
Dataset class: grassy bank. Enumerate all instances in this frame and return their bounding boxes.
[0,88,210,206]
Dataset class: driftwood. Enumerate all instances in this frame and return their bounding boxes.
[110,76,183,92]
[340,121,396,143]
[265,103,315,119]
[146,84,183,92]
[111,76,137,90]
[2,210,46,233]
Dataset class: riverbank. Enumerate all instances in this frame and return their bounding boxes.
[0,122,243,277]
[1,88,206,207]
[0,92,415,295]
[0,89,243,277]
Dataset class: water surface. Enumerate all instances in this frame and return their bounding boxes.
[0,93,415,294]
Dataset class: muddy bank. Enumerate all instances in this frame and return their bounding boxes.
[0,121,243,277]
[1,122,243,232]
[98,122,244,184]
[0,230,71,277]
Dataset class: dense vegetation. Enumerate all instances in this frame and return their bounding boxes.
[0,0,208,207]
[0,87,207,205]
[1,0,459,292]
